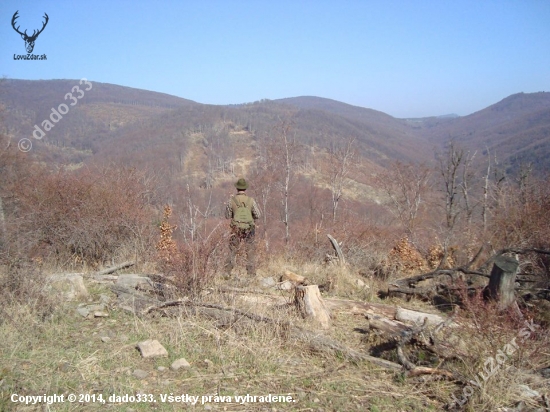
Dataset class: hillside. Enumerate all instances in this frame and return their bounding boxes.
[415,92,550,173]
[2,80,550,177]
[2,80,550,412]
[275,96,429,163]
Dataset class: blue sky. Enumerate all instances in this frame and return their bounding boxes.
[1,0,549,118]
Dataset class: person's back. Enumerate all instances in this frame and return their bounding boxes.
[229,193,255,231]
[224,178,260,279]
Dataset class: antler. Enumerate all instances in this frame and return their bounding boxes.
[29,13,49,40]
[11,11,49,40]
[11,11,26,37]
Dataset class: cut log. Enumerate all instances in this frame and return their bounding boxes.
[281,270,308,285]
[395,307,452,327]
[323,298,397,318]
[294,285,331,329]
[217,286,398,318]
[367,315,410,336]
[484,255,520,310]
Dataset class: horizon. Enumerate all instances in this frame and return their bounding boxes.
[6,77,543,120]
[1,1,549,118]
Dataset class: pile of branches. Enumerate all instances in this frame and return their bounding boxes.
[383,246,550,305]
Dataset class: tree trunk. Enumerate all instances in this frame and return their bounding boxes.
[294,285,331,329]
[0,195,5,248]
[485,255,520,310]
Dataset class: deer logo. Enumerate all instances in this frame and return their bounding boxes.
[11,11,49,54]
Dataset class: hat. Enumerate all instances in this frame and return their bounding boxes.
[235,178,248,190]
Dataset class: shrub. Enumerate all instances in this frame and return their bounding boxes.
[156,205,225,296]
[10,166,157,267]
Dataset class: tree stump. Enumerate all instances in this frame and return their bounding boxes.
[484,255,520,310]
[294,285,331,329]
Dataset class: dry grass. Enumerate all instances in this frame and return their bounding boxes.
[0,258,549,412]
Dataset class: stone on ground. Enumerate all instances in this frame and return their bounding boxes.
[170,358,191,371]
[136,340,168,358]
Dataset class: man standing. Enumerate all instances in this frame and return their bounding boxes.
[224,178,261,279]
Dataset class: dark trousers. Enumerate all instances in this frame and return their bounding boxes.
[225,227,256,276]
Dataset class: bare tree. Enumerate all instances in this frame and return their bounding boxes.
[278,120,295,244]
[178,181,215,243]
[377,161,431,238]
[328,137,356,223]
[264,118,301,245]
[436,141,465,232]
[459,150,477,226]
[250,132,276,249]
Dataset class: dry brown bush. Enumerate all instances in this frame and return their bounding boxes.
[0,259,58,323]
[8,166,157,267]
[443,282,550,410]
[156,205,226,296]
[490,175,550,248]
[486,175,550,294]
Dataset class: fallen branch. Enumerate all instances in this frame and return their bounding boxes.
[396,318,429,370]
[479,247,550,272]
[406,366,456,379]
[142,298,402,371]
[367,312,458,378]
[94,260,135,277]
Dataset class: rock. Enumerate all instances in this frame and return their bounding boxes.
[76,306,90,318]
[49,274,88,301]
[136,340,168,358]
[157,366,167,372]
[100,336,111,343]
[276,280,294,290]
[133,369,148,380]
[203,359,214,368]
[355,278,367,288]
[260,277,276,288]
[116,274,151,289]
[170,358,191,371]
[517,384,540,398]
[94,311,109,318]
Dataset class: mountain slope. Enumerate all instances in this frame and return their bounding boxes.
[418,92,550,173]
[2,80,550,176]
[274,96,430,163]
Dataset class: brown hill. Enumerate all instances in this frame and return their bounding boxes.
[2,80,550,178]
[415,92,550,174]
